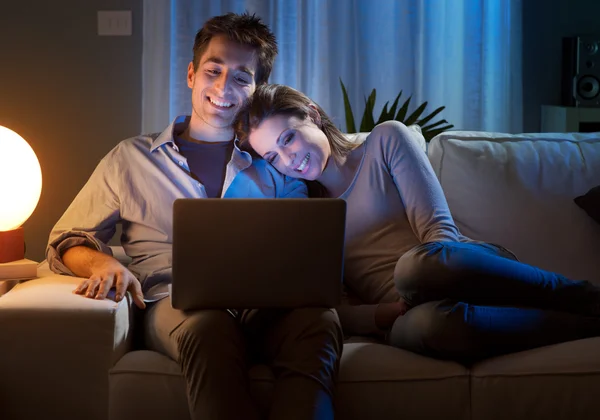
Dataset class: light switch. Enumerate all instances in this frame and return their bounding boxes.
[97,10,132,36]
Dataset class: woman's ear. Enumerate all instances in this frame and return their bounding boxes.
[308,104,322,128]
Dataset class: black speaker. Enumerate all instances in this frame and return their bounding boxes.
[562,35,600,107]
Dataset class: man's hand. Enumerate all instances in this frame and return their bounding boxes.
[63,246,146,309]
[73,262,146,309]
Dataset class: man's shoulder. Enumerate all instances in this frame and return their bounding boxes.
[106,133,160,161]
[117,133,158,151]
[249,155,274,172]
[248,156,292,181]
[234,156,279,185]
[229,156,307,198]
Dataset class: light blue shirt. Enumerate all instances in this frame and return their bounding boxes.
[46,116,307,300]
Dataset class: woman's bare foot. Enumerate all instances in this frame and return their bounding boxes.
[375,299,411,331]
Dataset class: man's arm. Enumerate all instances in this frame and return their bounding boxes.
[46,145,146,309]
[46,151,122,274]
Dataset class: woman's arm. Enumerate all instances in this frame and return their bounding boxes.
[376,121,462,243]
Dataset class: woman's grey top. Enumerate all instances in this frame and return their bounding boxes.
[335,121,465,335]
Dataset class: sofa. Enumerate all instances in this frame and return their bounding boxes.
[1,129,599,420]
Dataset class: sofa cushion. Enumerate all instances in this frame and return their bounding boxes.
[109,341,470,420]
[108,351,191,420]
[336,342,470,420]
[470,337,600,420]
[428,131,600,284]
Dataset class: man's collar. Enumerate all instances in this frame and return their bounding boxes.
[150,115,190,152]
[150,115,252,165]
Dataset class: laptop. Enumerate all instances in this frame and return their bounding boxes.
[171,198,346,310]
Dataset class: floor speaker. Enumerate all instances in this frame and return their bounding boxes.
[562,35,600,107]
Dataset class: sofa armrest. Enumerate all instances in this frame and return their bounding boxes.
[0,272,134,420]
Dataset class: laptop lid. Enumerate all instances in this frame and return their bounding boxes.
[171,198,346,310]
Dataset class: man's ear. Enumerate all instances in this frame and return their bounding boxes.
[187,62,195,89]
[308,104,322,127]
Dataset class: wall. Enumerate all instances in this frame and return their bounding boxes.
[0,0,142,262]
[522,0,600,132]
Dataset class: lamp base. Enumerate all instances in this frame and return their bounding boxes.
[0,227,25,263]
[0,259,37,280]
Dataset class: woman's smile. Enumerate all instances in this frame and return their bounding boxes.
[294,153,311,174]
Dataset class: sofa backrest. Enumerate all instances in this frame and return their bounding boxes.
[428,131,600,284]
[344,124,427,152]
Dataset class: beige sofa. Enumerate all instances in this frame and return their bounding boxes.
[1,130,599,420]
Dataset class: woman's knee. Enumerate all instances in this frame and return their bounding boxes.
[394,242,447,299]
[396,242,516,285]
[394,241,515,304]
[388,300,472,360]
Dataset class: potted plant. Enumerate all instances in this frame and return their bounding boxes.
[340,79,454,141]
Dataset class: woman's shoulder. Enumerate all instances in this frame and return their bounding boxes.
[361,121,407,155]
[365,121,427,157]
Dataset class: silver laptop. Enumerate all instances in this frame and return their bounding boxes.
[171,198,346,310]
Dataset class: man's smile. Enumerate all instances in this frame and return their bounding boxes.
[208,96,234,109]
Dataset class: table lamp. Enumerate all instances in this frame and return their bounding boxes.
[0,125,42,279]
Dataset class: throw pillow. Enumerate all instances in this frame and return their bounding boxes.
[574,185,600,225]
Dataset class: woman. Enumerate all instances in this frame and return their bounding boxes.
[234,84,600,364]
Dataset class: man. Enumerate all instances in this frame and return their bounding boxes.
[47,13,342,420]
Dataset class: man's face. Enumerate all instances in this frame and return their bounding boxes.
[187,35,258,133]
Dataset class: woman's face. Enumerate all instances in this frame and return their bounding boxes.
[248,113,331,181]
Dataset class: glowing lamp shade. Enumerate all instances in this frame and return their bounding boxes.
[0,125,42,262]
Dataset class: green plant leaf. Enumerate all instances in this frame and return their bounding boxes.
[360,89,377,132]
[386,91,402,120]
[340,79,356,133]
[422,125,455,141]
[421,119,449,130]
[395,96,412,122]
[377,91,402,124]
[416,106,445,127]
[376,102,390,125]
[404,101,428,126]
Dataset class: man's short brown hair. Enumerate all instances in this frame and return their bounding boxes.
[192,12,277,85]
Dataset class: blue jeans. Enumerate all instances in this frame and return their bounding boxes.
[388,241,600,364]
